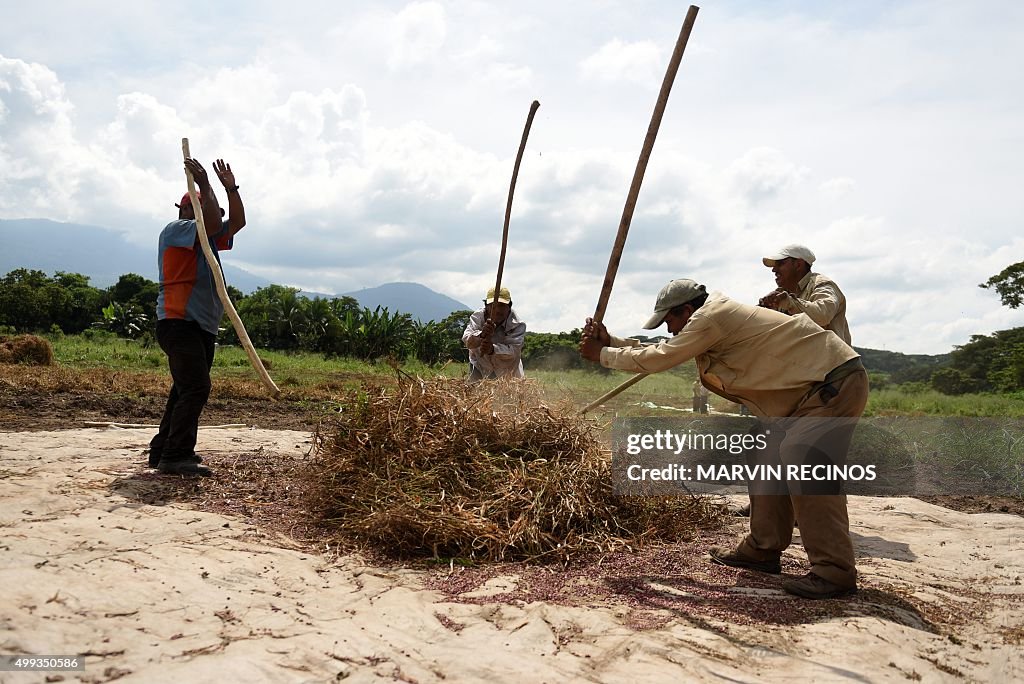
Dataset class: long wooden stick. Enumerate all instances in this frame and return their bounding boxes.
[85,422,247,429]
[182,138,281,399]
[580,372,648,415]
[492,100,540,319]
[583,6,699,414]
[592,5,699,323]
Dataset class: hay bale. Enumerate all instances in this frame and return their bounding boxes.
[0,334,55,366]
[306,377,722,561]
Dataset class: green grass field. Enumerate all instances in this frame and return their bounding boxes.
[42,331,1024,418]
[18,332,1024,497]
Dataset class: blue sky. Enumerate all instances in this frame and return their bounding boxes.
[2,0,1022,353]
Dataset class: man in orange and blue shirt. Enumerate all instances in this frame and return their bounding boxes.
[148,157,245,476]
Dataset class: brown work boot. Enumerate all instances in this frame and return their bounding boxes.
[709,546,781,574]
[782,573,856,600]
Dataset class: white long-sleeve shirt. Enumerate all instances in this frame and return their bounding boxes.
[462,309,526,378]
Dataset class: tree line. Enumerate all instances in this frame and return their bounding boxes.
[0,269,582,369]
[3,264,1023,393]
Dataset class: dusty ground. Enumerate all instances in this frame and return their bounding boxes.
[1,427,1023,683]
[2,363,1024,681]
[3,370,1022,517]
[0,382,318,432]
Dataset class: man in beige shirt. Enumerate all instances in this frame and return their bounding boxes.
[579,278,868,599]
[760,244,851,345]
[732,244,853,519]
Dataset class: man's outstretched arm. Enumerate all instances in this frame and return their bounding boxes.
[184,158,223,236]
[214,158,246,235]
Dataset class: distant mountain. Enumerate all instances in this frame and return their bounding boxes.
[1,218,475,324]
[343,282,473,323]
[0,218,274,293]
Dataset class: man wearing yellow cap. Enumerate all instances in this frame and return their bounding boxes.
[462,286,526,381]
[580,279,868,600]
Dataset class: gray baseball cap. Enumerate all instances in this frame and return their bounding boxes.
[642,279,707,329]
[763,244,816,267]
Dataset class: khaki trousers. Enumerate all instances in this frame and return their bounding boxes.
[738,369,869,588]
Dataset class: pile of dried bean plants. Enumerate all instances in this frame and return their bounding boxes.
[306,376,723,562]
[0,334,54,365]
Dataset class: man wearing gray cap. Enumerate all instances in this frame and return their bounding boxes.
[579,279,868,599]
[760,244,851,345]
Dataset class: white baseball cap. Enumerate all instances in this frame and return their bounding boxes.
[762,244,816,267]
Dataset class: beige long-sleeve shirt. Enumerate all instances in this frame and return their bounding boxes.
[774,272,851,345]
[599,293,858,417]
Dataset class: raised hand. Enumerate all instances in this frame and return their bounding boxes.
[213,159,236,189]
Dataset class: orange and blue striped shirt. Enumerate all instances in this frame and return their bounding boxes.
[156,219,233,335]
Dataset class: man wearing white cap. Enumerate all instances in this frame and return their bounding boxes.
[462,286,526,381]
[760,244,851,345]
[579,279,868,599]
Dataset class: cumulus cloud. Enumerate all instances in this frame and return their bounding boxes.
[102,93,188,172]
[2,0,1024,354]
[726,147,809,205]
[0,55,98,220]
[819,176,856,199]
[388,1,448,70]
[580,39,663,87]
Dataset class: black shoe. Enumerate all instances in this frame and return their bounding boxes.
[157,460,212,477]
[148,452,202,468]
[782,573,856,600]
[709,546,781,574]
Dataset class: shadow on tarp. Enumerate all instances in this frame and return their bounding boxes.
[109,472,203,506]
[604,572,937,635]
[611,416,1024,497]
[851,531,917,562]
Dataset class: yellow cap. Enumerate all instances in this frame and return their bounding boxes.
[485,286,512,304]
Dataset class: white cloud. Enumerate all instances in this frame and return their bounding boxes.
[819,177,856,199]
[0,56,88,218]
[2,1,1024,354]
[580,39,662,87]
[388,1,448,71]
[101,93,188,171]
[185,63,283,123]
[725,147,809,205]
[481,62,533,91]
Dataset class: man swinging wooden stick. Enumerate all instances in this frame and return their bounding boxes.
[462,101,539,382]
[149,143,278,476]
